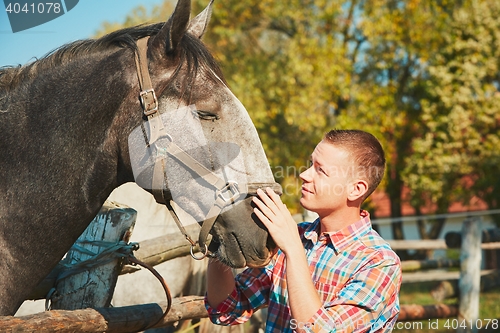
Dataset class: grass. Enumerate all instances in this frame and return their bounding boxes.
[396,281,500,333]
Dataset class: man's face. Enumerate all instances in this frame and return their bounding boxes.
[299,141,354,217]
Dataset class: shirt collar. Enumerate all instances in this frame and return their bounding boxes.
[303,210,372,252]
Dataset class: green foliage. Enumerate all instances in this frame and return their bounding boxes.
[402,0,500,222]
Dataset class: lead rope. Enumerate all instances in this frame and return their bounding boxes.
[125,255,172,330]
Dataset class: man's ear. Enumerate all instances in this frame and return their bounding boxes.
[347,179,369,202]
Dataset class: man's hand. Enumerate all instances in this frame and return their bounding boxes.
[252,187,303,256]
[253,187,323,326]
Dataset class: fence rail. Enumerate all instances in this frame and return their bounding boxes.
[388,239,500,250]
[0,296,206,333]
[0,299,465,332]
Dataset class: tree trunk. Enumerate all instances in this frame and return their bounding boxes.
[387,161,409,259]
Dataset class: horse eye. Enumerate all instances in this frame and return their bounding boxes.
[194,109,220,121]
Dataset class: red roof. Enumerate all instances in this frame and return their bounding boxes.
[370,188,488,218]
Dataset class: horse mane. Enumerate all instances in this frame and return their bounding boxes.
[0,22,226,93]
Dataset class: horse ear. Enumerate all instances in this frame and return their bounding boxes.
[187,0,214,39]
[151,0,191,54]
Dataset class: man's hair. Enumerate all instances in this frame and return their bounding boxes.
[323,129,385,200]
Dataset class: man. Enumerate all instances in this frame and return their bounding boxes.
[205,129,402,332]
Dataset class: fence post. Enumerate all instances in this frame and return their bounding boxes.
[49,201,137,310]
[457,217,482,333]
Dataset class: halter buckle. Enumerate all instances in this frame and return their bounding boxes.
[216,181,240,204]
[140,88,158,116]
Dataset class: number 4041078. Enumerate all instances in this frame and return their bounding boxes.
[5,2,62,14]
[444,319,499,330]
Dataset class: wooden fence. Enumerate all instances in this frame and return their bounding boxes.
[389,217,500,333]
[1,208,500,332]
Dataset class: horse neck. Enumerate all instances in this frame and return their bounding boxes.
[3,49,138,215]
[0,48,147,316]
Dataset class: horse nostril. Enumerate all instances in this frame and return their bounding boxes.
[208,239,220,253]
[266,236,276,252]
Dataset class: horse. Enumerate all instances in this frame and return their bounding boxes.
[0,0,280,316]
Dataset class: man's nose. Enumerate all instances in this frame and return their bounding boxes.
[299,166,313,182]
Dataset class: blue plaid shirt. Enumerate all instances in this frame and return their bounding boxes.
[205,211,402,332]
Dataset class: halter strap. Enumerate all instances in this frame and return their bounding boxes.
[133,37,239,251]
[152,136,244,251]
[134,36,163,144]
[133,36,283,255]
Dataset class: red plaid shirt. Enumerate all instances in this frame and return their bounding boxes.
[205,211,402,332]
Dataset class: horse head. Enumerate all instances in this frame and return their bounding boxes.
[0,0,280,316]
[120,0,280,268]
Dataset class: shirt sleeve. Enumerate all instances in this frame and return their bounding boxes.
[302,253,402,333]
[205,265,272,326]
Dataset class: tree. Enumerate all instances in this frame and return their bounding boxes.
[330,0,458,248]
[403,0,500,226]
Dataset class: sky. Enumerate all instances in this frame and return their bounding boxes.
[0,0,166,67]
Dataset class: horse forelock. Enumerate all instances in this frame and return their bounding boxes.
[178,33,226,86]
